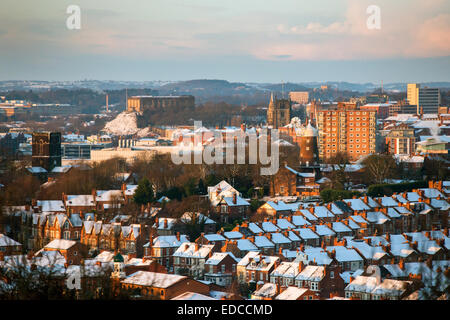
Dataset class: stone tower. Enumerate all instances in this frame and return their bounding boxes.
[267,93,291,129]
[32,132,61,171]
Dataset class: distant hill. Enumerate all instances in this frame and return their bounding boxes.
[1,79,449,106]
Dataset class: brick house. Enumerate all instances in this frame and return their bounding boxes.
[0,233,22,255]
[214,193,250,223]
[173,242,214,279]
[294,260,345,299]
[143,233,189,272]
[204,252,239,286]
[118,224,147,257]
[120,271,210,300]
[195,233,226,253]
[180,212,217,234]
[36,239,87,265]
[237,252,280,284]
[270,165,319,197]
[256,201,292,217]
[275,286,319,300]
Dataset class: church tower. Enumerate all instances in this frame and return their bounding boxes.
[267,93,291,129]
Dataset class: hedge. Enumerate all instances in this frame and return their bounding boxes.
[320,189,362,203]
[367,181,428,197]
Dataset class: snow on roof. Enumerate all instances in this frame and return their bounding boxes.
[270,233,291,244]
[122,271,186,288]
[96,190,124,202]
[36,200,65,213]
[349,215,369,224]
[345,239,386,260]
[237,251,261,266]
[295,228,319,240]
[248,222,264,234]
[236,239,258,252]
[92,251,115,263]
[153,218,177,230]
[254,236,275,248]
[332,221,352,233]
[146,235,189,248]
[371,278,412,296]
[345,276,379,293]
[66,195,95,207]
[366,211,390,225]
[340,269,364,284]
[180,212,215,225]
[171,292,217,300]
[430,199,450,211]
[173,243,214,258]
[276,218,296,230]
[0,234,21,247]
[344,199,371,211]
[27,166,47,173]
[315,224,336,236]
[252,283,277,298]
[389,242,415,258]
[223,231,243,239]
[265,200,292,212]
[326,246,364,262]
[44,239,76,250]
[50,165,72,173]
[261,221,279,233]
[222,195,249,207]
[205,252,237,266]
[291,215,311,227]
[299,209,318,221]
[124,184,138,196]
[418,188,445,199]
[313,206,335,218]
[204,234,226,242]
[295,265,325,282]
[271,261,300,278]
[275,287,310,300]
[376,196,398,207]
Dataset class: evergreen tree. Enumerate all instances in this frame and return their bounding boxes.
[133,178,154,205]
[197,178,206,195]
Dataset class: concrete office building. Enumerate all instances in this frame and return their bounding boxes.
[407,83,440,114]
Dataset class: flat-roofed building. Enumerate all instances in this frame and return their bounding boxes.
[407,83,440,114]
[127,95,195,113]
[289,91,309,105]
[317,103,376,161]
[385,124,416,155]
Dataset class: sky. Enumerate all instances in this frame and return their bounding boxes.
[0,0,449,83]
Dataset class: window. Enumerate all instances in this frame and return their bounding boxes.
[221,265,226,273]
[330,271,334,278]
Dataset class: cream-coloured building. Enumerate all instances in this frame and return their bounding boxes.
[407,83,440,114]
[289,91,309,105]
